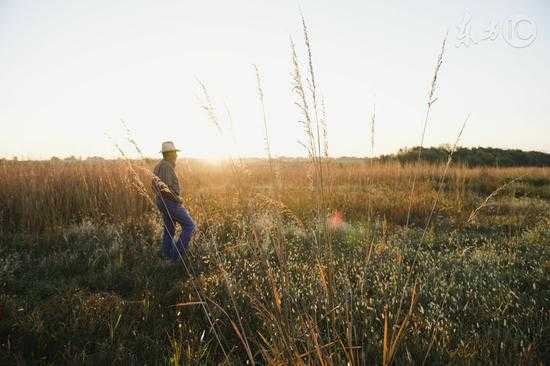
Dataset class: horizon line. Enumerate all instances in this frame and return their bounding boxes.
[2,145,550,162]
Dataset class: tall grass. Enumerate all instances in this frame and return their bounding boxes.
[406,35,447,228]
[1,158,549,363]
[253,64,275,185]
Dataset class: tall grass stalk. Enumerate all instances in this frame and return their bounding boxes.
[292,15,344,359]
[195,78,249,183]
[290,35,323,254]
[390,35,456,362]
[406,35,447,227]
[290,16,330,247]
[253,64,276,187]
[467,174,525,224]
[370,102,376,164]
[301,13,325,206]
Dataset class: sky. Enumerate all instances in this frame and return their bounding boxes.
[1,0,548,160]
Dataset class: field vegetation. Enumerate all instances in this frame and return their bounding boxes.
[1,159,549,364]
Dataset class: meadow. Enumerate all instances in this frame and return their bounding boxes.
[0,158,549,364]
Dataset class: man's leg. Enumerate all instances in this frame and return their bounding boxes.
[157,199,176,260]
[161,212,176,260]
[171,204,196,255]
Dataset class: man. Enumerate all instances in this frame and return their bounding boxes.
[152,141,195,263]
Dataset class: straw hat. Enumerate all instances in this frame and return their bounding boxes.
[160,141,180,153]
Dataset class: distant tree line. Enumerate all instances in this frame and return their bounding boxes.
[3,146,548,167]
[379,146,550,167]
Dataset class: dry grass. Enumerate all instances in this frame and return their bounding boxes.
[3,159,547,235]
[1,158,549,364]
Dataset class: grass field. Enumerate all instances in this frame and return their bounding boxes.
[1,159,549,364]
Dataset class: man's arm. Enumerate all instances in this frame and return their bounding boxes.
[151,173,182,204]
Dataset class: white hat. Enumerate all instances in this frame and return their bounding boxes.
[160,141,180,153]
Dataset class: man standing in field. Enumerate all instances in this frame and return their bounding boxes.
[152,141,195,263]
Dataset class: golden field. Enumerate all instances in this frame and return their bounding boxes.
[1,158,549,364]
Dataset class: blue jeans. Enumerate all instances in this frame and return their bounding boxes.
[156,197,195,262]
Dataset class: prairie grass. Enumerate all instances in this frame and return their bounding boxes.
[1,158,549,364]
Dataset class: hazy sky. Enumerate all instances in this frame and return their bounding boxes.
[1,0,548,159]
